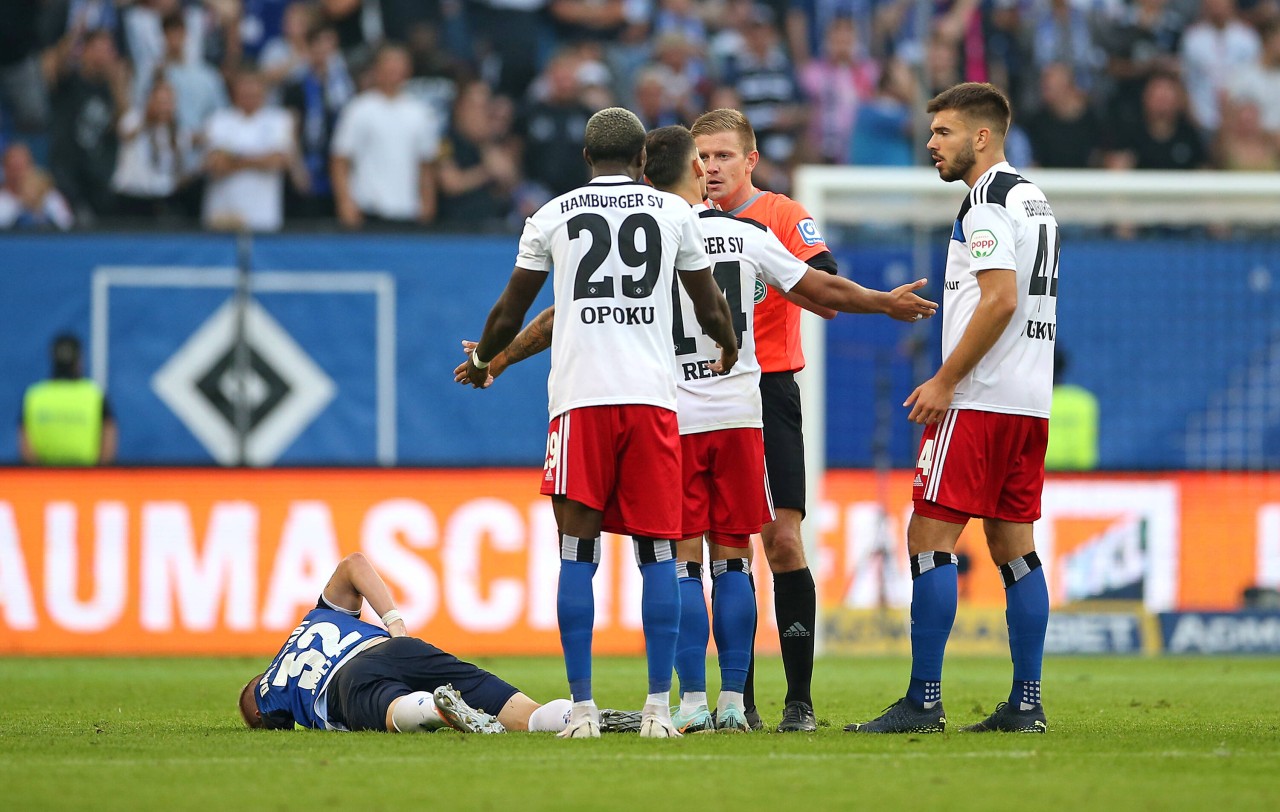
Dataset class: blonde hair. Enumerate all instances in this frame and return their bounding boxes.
[691,108,757,154]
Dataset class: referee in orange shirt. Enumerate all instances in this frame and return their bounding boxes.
[691,109,839,733]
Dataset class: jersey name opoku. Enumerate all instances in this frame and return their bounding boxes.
[516,176,711,417]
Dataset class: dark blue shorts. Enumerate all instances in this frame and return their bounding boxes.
[326,637,520,732]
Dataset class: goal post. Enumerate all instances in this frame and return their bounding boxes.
[794,167,1280,644]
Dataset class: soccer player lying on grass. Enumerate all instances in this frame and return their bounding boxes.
[238,552,578,735]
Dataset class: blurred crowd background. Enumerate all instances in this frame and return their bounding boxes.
[2,0,1279,232]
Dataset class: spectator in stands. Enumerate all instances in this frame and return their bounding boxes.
[1228,21,1280,134]
[1045,350,1099,472]
[785,0,878,68]
[123,0,204,105]
[436,80,519,225]
[19,334,116,466]
[281,23,354,219]
[319,0,378,71]
[1026,0,1105,93]
[330,44,440,227]
[515,52,593,203]
[259,1,316,91]
[111,79,194,219]
[0,142,74,230]
[848,56,916,166]
[1213,95,1280,170]
[631,66,686,129]
[647,31,707,114]
[240,0,295,64]
[719,4,804,191]
[0,0,51,138]
[1180,0,1262,135]
[798,15,877,164]
[202,70,294,231]
[1098,0,1187,136]
[1024,63,1102,168]
[468,0,550,100]
[154,13,228,143]
[1104,72,1208,171]
[48,27,128,222]
[653,0,707,49]
[548,0,629,44]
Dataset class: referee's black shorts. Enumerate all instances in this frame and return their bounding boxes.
[760,371,805,516]
[327,637,520,731]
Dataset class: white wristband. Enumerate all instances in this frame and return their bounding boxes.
[471,349,490,370]
[381,609,403,628]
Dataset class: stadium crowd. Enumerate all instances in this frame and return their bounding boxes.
[2,0,1279,231]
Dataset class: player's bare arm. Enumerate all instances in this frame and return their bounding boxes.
[780,288,837,319]
[904,268,1017,425]
[322,552,407,636]
[678,267,739,373]
[463,267,547,387]
[454,306,556,386]
[789,273,937,322]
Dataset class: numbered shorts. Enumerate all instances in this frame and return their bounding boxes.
[540,404,682,539]
[760,371,806,514]
[912,409,1049,524]
[326,637,519,732]
[681,427,774,544]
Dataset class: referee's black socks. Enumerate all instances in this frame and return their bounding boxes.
[774,567,816,706]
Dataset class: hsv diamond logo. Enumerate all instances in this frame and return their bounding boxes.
[152,298,336,465]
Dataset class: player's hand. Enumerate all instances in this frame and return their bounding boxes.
[454,340,495,388]
[709,342,738,375]
[386,618,407,637]
[886,279,938,323]
[904,375,956,425]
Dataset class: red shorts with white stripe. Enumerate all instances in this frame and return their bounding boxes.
[912,408,1049,524]
[680,427,774,544]
[540,404,682,538]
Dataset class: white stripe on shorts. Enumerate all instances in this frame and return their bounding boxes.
[556,412,571,495]
[925,410,958,503]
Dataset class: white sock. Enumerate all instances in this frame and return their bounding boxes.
[680,691,707,714]
[529,698,573,732]
[643,694,672,722]
[390,691,446,732]
[717,690,744,711]
[568,699,599,725]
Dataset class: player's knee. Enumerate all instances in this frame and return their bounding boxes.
[388,691,444,733]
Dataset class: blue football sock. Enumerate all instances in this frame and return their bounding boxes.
[675,562,708,696]
[639,556,681,695]
[711,559,755,694]
[1002,553,1049,708]
[907,552,958,709]
[557,545,599,703]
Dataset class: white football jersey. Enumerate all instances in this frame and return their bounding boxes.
[516,176,712,417]
[673,205,811,434]
[943,161,1059,417]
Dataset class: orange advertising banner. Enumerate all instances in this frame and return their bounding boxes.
[1,468,1277,656]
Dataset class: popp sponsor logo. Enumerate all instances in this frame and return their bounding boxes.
[969,229,998,258]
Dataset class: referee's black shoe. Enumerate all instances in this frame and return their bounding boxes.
[776,700,817,732]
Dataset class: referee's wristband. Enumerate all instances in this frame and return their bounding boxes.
[471,349,490,370]
[381,609,403,628]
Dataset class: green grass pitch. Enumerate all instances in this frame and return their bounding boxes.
[1,655,1276,811]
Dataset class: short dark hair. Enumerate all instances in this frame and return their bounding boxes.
[161,12,186,32]
[238,674,265,729]
[584,107,646,165]
[643,125,696,190]
[927,82,1012,136]
[51,334,81,378]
